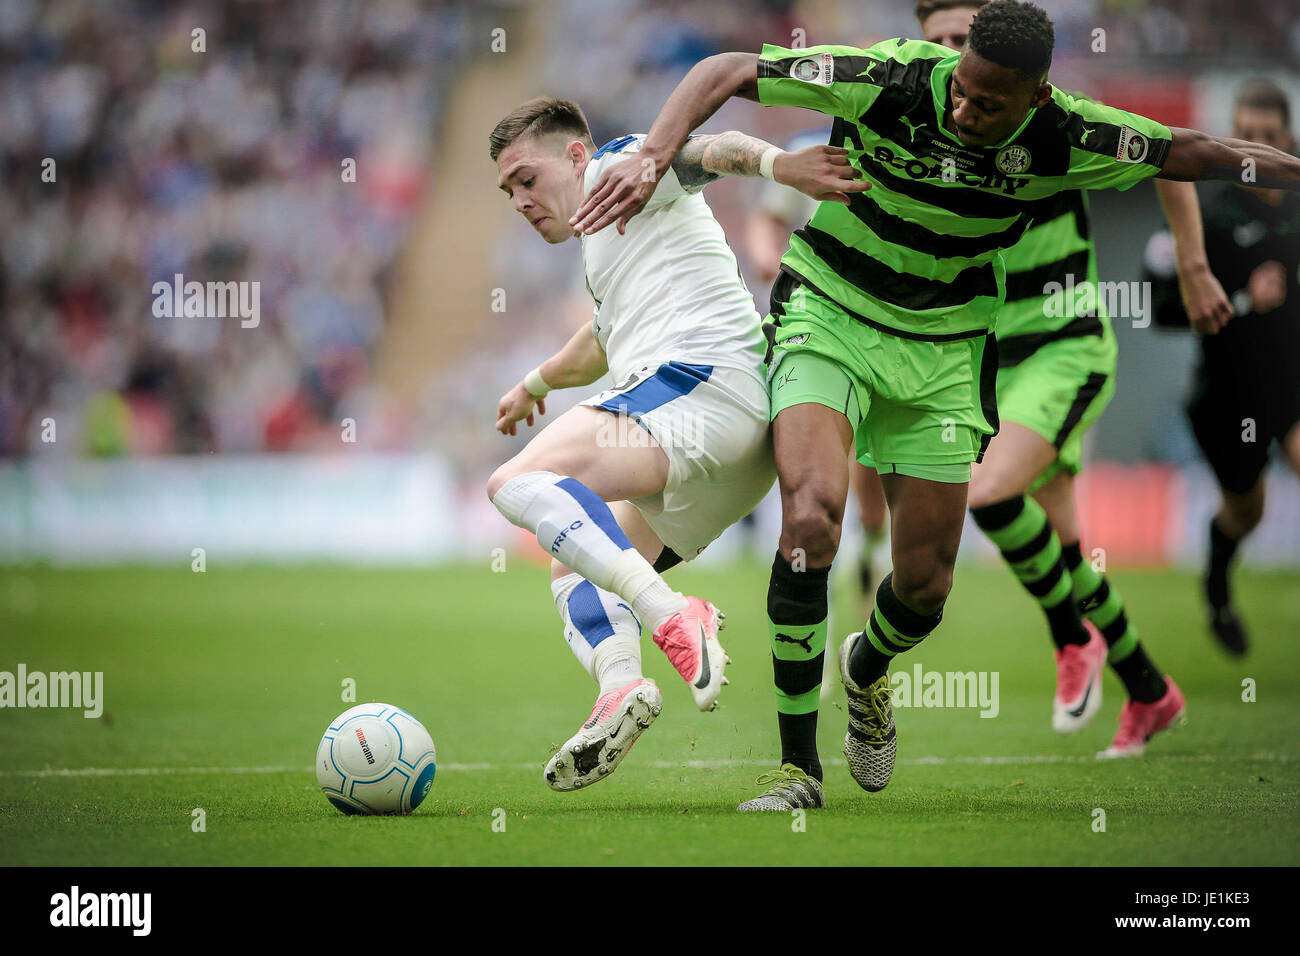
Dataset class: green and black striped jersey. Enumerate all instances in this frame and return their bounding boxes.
[997,189,1105,349]
[756,38,1171,341]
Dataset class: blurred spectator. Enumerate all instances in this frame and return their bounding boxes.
[0,0,491,456]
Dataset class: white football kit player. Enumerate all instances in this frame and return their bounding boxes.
[492,131,778,789]
[577,133,775,562]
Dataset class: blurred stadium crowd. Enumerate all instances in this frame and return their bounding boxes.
[0,0,500,456]
[1,0,1296,463]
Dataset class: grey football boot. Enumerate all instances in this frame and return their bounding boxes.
[737,764,827,811]
[839,631,897,792]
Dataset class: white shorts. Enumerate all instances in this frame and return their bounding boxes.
[582,362,775,561]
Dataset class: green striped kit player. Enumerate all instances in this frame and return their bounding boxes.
[915,0,1230,757]
[968,187,1197,756]
[570,0,1300,810]
[967,185,1194,757]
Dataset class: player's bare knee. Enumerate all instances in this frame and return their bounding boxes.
[892,561,953,616]
[967,464,1018,511]
[487,458,542,502]
[780,487,843,563]
[779,513,839,564]
[485,463,515,503]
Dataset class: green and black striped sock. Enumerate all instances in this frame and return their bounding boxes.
[1061,542,1166,703]
[848,572,943,685]
[767,552,829,781]
[971,496,1088,649]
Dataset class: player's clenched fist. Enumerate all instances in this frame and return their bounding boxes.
[495,382,546,436]
[1179,261,1234,335]
[773,145,871,205]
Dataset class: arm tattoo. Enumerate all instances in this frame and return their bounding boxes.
[671,130,776,188]
[671,135,723,188]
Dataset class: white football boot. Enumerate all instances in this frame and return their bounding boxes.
[545,679,662,792]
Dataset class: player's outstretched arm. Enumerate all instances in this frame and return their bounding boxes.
[495,323,608,436]
[673,132,869,204]
[1153,179,1233,334]
[570,52,759,235]
[1160,127,1300,190]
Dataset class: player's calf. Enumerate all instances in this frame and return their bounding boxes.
[882,472,966,618]
[553,572,645,689]
[1204,516,1253,657]
[492,469,688,634]
[767,552,832,779]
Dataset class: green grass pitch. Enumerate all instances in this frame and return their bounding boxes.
[0,561,1296,866]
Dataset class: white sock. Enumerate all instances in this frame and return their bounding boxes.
[552,572,644,692]
[607,549,687,632]
[497,471,685,628]
[593,647,642,694]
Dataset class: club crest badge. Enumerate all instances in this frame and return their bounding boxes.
[995,144,1032,174]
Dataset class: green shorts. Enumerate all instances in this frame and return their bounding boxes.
[767,286,998,484]
[995,328,1117,490]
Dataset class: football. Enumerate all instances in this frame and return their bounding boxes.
[316,703,438,816]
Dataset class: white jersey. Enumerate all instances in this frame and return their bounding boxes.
[581,134,766,387]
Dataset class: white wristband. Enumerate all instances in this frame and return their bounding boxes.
[523,366,551,397]
[759,146,783,181]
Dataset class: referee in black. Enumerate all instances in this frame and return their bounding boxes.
[1147,79,1300,657]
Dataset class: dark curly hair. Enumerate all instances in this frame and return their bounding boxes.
[967,0,1054,80]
